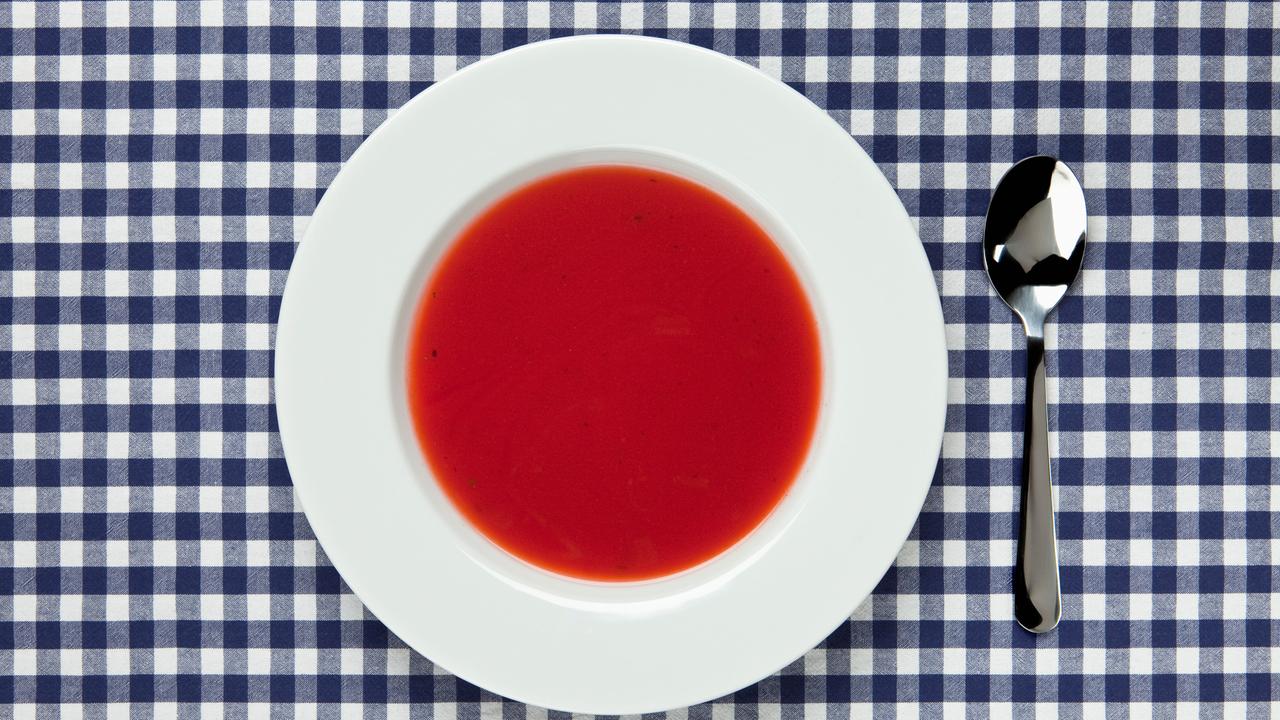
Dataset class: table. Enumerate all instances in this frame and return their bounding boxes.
[3,2,1276,716]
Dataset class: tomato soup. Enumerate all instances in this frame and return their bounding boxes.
[407,165,821,581]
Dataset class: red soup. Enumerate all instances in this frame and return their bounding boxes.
[407,165,821,581]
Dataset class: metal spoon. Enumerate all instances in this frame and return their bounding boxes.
[983,156,1087,633]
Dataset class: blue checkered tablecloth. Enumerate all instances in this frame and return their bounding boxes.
[2,1,1277,716]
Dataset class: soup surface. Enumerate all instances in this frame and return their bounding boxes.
[407,165,822,581]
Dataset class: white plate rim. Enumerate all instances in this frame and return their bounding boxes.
[275,35,946,714]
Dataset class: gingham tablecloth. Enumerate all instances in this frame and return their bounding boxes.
[3,1,1277,717]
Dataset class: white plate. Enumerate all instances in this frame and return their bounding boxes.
[276,36,945,715]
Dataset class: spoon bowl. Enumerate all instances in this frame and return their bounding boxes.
[984,156,1088,335]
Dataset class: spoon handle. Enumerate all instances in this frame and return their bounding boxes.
[1014,335,1062,633]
